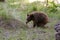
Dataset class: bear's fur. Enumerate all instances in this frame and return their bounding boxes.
[26,11,49,27]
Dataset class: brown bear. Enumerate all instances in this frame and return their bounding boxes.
[26,11,49,27]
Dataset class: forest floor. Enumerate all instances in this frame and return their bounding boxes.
[0,16,57,40]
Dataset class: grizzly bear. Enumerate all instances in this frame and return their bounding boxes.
[26,11,49,27]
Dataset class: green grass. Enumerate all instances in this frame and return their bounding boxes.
[0,0,60,40]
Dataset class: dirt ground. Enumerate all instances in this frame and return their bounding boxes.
[0,17,56,40]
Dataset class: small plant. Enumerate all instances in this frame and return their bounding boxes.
[47,1,58,13]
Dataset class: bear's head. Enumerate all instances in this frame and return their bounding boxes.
[26,14,34,24]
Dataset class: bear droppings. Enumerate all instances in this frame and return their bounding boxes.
[55,23,60,40]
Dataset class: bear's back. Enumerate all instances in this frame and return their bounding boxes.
[31,11,48,23]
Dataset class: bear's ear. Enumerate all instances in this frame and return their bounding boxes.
[30,14,34,17]
[27,14,29,16]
